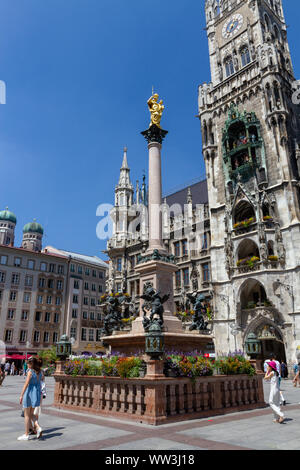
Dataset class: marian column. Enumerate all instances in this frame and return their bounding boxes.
[102,93,213,354]
[141,115,168,253]
[132,93,181,334]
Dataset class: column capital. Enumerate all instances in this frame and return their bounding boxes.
[141,124,168,145]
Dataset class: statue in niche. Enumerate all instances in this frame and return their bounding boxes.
[190,264,199,292]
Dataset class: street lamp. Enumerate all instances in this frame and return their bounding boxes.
[145,321,164,360]
[230,323,242,352]
[56,335,72,360]
[25,341,32,362]
[245,332,261,358]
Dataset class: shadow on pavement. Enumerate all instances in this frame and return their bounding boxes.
[37,428,65,441]
[39,433,63,441]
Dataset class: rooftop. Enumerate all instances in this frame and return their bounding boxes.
[44,246,108,269]
[165,179,208,209]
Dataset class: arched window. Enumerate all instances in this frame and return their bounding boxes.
[225,57,234,78]
[265,14,270,31]
[241,47,251,67]
[208,120,214,144]
[233,200,256,226]
[240,279,267,310]
[203,121,208,146]
[268,241,275,256]
[273,24,281,42]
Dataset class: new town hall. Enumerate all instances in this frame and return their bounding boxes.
[106,0,300,366]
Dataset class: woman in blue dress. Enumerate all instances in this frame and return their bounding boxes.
[18,356,43,441]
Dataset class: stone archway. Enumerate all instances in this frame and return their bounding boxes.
[244,315,287,364]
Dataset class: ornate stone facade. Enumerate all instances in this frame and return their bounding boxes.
[199,0,300,366]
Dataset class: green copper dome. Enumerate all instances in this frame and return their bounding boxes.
[23,221,44,235]
[0,208,17,224]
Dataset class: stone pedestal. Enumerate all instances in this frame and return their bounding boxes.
[55,360,65,376]
[145,359,165,379]
[132,259,181,334]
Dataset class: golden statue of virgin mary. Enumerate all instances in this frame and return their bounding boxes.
[147,93,164,129]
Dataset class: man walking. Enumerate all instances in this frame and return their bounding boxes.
[5,361,10,376]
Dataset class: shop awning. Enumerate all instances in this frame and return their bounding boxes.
[0,354,32,360]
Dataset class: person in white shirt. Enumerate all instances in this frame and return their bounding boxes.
[271,355,286,406]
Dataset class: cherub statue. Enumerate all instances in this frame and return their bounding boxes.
[139,282,169,330]
[187,292,209,332]
[147,93,165,129]
[99,296,122,337]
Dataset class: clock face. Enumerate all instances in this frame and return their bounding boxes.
[222,14,244,39]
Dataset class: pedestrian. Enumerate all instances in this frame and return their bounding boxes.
[0,364,5,386]
[264,359,271,373]
[5,361,10,376]
[10,362,15,376]
[31,357,46,437]
[293,363,299,386]
[18,356,43,441]
[271,355,286,405]
[293,363,300,391]
[265,361,285,424]
[280,361,288,379]
[23,361,28,378]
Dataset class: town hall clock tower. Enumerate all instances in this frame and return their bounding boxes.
[198,0,300,364]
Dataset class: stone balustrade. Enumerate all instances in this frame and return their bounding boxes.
[53,372,265,425]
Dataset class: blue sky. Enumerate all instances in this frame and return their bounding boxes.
[0,0,299,259]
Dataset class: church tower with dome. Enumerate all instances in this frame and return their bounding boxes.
[22,220,44,252]
[0,208,17,246]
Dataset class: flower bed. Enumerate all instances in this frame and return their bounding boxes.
[64,356,146,378]
[233,217,256,230]
[237,256,260,268]
[63,352,255,379]
[214,352,256,377]
[164,354,213,378]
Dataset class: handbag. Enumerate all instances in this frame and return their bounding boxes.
[41,380,47,399]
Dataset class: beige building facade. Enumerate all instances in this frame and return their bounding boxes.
[44,247,108,355]
[0,208,108,358]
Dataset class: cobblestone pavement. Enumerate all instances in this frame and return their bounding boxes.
[0,376,300,451]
